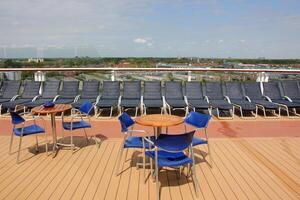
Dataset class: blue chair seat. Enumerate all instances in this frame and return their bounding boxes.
[124,136,154,149]
[192,137,208,146]
[63,120,91,130]
[145,150,192,167]
[13,124,45,136]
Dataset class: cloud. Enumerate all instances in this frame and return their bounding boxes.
[133,37,153,46]
[133,38,148,44]
[218,39,224,43]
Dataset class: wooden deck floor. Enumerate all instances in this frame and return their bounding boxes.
[0,136,299,200]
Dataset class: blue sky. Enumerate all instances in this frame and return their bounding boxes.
[0,0,299,58]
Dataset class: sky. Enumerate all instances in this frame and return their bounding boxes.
[0,0,299,58]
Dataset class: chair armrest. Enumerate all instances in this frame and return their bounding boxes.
[53,95,60,102]
[284,96,292,102]
[11,95,20,101]
[118,96,122,106]
[32,95,41,101]
[75,95,80,102]
[184,96,189,105]
[142,136,154,147]
[224,96,231,103]
[263,95,272,102]
[245,96,251,102]
[204,96,210,103]
[95,95,101,104]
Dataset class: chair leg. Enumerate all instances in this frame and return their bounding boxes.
[44,132,48,155]
[192,163,199,197]
[71,133,74,153]
[9,132,14,155]
[35,135,39,153]
[83,128,89,145]
[155,159,160,200]
[115,144,124,176]
[110,106,113,118]
[17,136,23,164]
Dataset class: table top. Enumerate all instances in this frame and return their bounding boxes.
[135,114,184,127]
[32,104,72,114]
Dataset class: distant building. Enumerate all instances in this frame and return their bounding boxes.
[28,58,44,63]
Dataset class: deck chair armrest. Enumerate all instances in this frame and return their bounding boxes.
[204,96,210,103]
[263,95,272,102]
[118,96,122,106]
[245,96,251,102]
[95,95,101,104]
[74,95,80,102]
[184,96,189,104]
[224,96,231,103]
[32,95,41,101]
[283,96,292,102]
[142,136,154,149]
[53,95,60,102]
[11,95,20,101]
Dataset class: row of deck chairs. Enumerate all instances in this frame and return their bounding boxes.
[0,80,300,118]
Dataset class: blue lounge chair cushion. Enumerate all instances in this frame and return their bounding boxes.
[120,99,140,107]
[209,100,232,110]
[192,137,208,146]
[188,99,209,108]
[145,150,192,167]
[55,98,75,104]
[124,136,154,149]
[96,99,119,107]
[2,99,32,109]
[231,100,257,111]
[72,98,96,109]
[13,124,45,136]
[273,99,300,108]
[252,100,279,109]
[0,98,11,104]
[63,120,91,130]
[143,99,163,108]
[166,99,187,107]
[23,98,54,108]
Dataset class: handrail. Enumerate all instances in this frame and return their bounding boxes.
[0,67,300,73]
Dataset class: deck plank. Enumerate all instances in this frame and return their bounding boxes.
[0,136,299,200]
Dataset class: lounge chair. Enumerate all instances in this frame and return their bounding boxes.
[281,80,300,103]
[204,82,234,119]
[263,82,300,117]
[95,81,120,117]
[164,81,188,116]
[243,82,281,118]
[185,81,210,114]
[72,80,100,109]
[119,81,142,117]
[54,81,79,104]
[142,81,165,114]
[23,81,60,109]
[0,81,21,115]
[2,81,41,112]
[224,82,258,118]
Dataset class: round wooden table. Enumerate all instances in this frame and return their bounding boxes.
[32,104,72,157]
[135,114,184,137]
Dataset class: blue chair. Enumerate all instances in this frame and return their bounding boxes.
[185,111,212,165]
[62,101,98,153]
[115,112,153,176]
[9,112,48,164]
[143,130,199,200]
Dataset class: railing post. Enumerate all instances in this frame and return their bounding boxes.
[111,70,115,81]
[187,71,192,82]
[34,71,45,82]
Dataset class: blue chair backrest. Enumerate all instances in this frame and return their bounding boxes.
[10,112,25,125]
[118,112,135,132]
[79,101,94,115]
[185,111,211,129]
[154,130,195,152]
